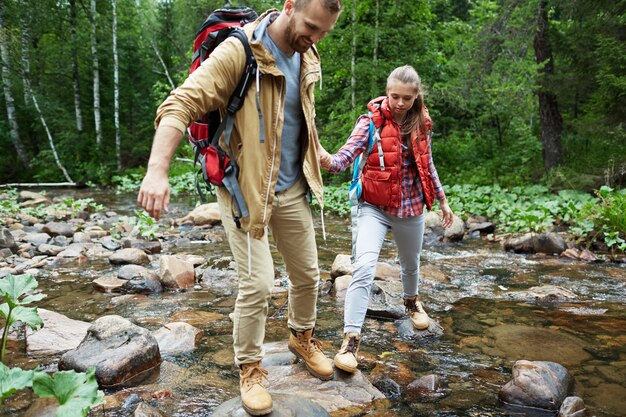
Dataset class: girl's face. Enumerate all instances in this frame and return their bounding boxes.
[387,81,418,121]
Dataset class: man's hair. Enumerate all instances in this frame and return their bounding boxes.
[293,0,343,13]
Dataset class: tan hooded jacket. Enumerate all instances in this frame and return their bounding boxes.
[155,10,325,239]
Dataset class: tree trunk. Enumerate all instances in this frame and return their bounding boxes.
[70,0,83,133]
[371,0,379,97]
[20,0,31,106]
[112,0,121,171]
[151,38,176,90]
[91,0,102,146]
[534,1,563,172]
[350,0,356,110]
[0,6,30,168]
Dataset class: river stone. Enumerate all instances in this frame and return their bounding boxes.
[117,265,163,294]
[557,396,586,417]
[22,232,51,246]
[484,325,591,367]
[367,281,405,320]
[22,398,58,417]
[396,317,444,343]
[133,402,167,417]
[152,322,201,354]
[331,274,351,301]
[159,255,195,289]
[331,253,352,278]
[42,221,76,237]
[122,238,162,254]
[101,235,122,251]
[26,308,90,355]
[59,315,162,387]
[505,285,579,303]
[179,202,221,226]
[72,231,92,243]
[18,191,49,206]
[37,243,64,256]
[93,276,127,292]
[504,233,567,255]
[109,248,150,265]
[499,360,572,411]
[0,228,18,252]
[443,215,465,242]
[212,393,330,417]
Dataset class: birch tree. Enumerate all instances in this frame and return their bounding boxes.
[0,4,29,169]
[20,0,30,106]
[112,0,121,171]
[70,0,83,133]
[350,0,356,110]
[91,0,102,146]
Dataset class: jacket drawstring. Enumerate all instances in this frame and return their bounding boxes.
[320,207,326,241]
[255,69,265,143]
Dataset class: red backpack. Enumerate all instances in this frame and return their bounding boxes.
[187,6,258,224]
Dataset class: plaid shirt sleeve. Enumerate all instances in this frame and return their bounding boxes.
[428,142,447,202]
[328,115,370,173]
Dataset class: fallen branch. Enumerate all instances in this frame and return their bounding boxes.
[0,182,78,188]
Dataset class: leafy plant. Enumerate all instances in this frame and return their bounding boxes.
[0,274,46,363]
[129,209,160,240]
[33,368,104,417]
[0,275,105,416]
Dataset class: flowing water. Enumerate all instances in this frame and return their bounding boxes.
[2,189,625,416]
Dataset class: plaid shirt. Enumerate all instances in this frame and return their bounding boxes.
[328,115,446,218]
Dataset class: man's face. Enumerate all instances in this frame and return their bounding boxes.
[284,0,340,53]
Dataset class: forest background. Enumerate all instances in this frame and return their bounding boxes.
[0,0,624,195]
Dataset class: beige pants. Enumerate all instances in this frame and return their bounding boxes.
[217,178,320,365]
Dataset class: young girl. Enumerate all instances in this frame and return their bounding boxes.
[319,65,453,373]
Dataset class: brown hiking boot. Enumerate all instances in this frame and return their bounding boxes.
[239,362,272,416]
[288,328,334,380]
[333,332,361,373]
[404,296,430,330]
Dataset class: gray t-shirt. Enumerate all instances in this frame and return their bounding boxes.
[254,13,304,191]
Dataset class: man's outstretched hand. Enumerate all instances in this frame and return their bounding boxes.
[137,170,170,220]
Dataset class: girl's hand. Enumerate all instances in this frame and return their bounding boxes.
[439,200,454,229]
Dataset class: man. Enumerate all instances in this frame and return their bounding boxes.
[137,0,343,415]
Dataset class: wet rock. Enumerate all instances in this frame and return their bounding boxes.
[375,262,400,282]
[159,255,195,289]
[499,360,572,411]
[0,228,18,252]
[504,232,567,255]
[367,281,405,320]
[93,276,127,292]
[37,243,64,256]
[558,396,586,417]
[17,213,39,226]
[212,393,330,417]
[22,397,58,417]
[178,202,221,226]
[59,315,162,387]
[396,317,444,343]
[18,191,50,207]
[169,310,224,328]
[373,378,402,401]
[26,309,90,355]
[22,232,51,246]
[153,322,201,354]
[133,401,168,417]
[56,244,86,258]
[406,374,445,401]
[122,238,162,254]
[51,235,69,246]
[331,274,351,301]
[109,248,149,265]
[72,231,92,243]
[0,247,13,259]
[117,265,163,294]
[101,235,121,251]
[484,325,591,367]
[443,215,465,242]
[41,221,76,237]
[505,285,579,303]
[85,225,108,239]
[331,253,352,278]
[467,218,495,235]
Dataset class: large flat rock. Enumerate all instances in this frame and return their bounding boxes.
[26,309,90,355]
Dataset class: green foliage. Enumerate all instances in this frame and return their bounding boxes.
[0,362,35,401]
[0,193,104,222]
[0,274,46,363]
[578,186,626,255]
[128,210,160,240]
[33,368,105,417]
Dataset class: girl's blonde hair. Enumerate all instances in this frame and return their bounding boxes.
[386,65,426,136]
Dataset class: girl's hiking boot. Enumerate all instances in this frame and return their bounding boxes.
[333,332,361,373]
[404,296,430,330]
[288,327,334,380]
[239,362,272,416]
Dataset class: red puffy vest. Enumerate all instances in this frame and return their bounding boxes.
[361,97,436,210]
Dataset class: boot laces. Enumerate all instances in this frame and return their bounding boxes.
[404,298,424,315]
[306,336,323,353]
[341,336,359,354]
[241,364,268,390]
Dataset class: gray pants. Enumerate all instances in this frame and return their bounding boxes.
[344,203,425,334]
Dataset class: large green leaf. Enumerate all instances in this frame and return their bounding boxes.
[0,275,39,309]
[32,368,104,417]
[0,362,35,400]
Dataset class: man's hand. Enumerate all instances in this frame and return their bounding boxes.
[318,145,332,171]
[137,170,170,220]
[439,200,454,229]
